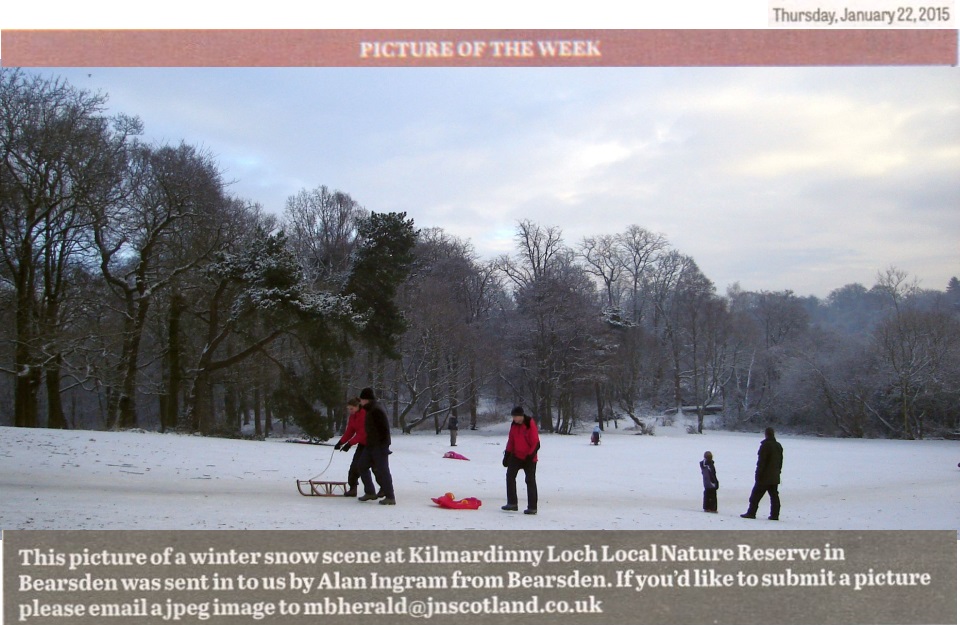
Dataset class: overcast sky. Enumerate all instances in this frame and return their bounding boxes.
[24,65,960,298]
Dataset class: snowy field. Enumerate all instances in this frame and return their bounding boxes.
[0,420,957,531]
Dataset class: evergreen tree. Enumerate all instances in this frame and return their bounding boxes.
[946,277,960,312]
[344,212,419,359]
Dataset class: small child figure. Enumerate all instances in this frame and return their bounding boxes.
[590,424,601,445]
[700,451,719,513]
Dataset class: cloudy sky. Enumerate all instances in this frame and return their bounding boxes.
[22,64,960,298]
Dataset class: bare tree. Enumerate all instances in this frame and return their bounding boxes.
[753,290,810,349]
[798,330,887,437]
[684,289,731,433]
[1,69,138,428]
[497,221,609,433]
[592,225,669,428]
[617,225,668,325]
[724,284,756,422]
[872,268,960,438]
[665,258,729,432]
[392,229,497,432]
[283,185,366,289]
[498,219,565,289]
[724,288,812,425]
[646,249,695,410]
[93,142,228,429]
[496,221,570,431]
[579,234,624,311]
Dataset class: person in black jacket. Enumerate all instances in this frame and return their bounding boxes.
[741,427,783,520]
[357,387,396,505]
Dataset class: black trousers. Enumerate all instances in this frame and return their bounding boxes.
[358,445,395,499]
[506,455,538,510]
[346,444,365,489]
[702,488,718,512]
[747,483,780,518]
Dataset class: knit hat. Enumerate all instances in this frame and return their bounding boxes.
[359,387,376,401]
[510,406,525,417]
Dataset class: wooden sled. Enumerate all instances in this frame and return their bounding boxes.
[297,480,349,497]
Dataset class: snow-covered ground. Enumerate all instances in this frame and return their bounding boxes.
[3,421,958,625]
[0,420,957,531]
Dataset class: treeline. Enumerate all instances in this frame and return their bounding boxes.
[2,69,959,440]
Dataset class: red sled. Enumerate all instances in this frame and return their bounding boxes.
[431,492,482,510]
[443,451,470,460]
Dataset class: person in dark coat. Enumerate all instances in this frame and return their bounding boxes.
[502,406,540,515]
[357,387,396,505]
[700,451,719,513]
[448,415,459,447]
[741,427,783,520]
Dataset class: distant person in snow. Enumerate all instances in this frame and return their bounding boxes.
[591,423,601,445]
[448,415,459,447]
[699,450,719,513]
[741,427,783,520]
[502,406,540,515]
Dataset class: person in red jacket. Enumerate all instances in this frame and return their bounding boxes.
[502,406,540,515]
[334,398,367,497]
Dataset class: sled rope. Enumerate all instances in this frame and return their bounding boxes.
[308,444,338,481]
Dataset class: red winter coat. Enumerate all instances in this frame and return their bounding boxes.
[338,408,367,446]
[506,417,540,462]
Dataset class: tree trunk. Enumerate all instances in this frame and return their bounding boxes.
[224,384,238,433]
[901,388,913,440]
[265,400,273,436]
[14,276,40,427]
[468,362,479,430]
[162,292,184,433]
[118,343,141,430]
[239,389,249,431]
[45,356,67,429]
[187,371,215,433]
[108,295,148,430]
[595,381,604,431]
[253,386,263,438]
[447,355,459,423]
[15,368,42,429]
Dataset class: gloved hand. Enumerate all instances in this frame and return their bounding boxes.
[341,443,352,453]
[502,451,509,467]
[334,441,343,451]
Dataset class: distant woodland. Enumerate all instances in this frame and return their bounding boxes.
[3,69,959,440]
